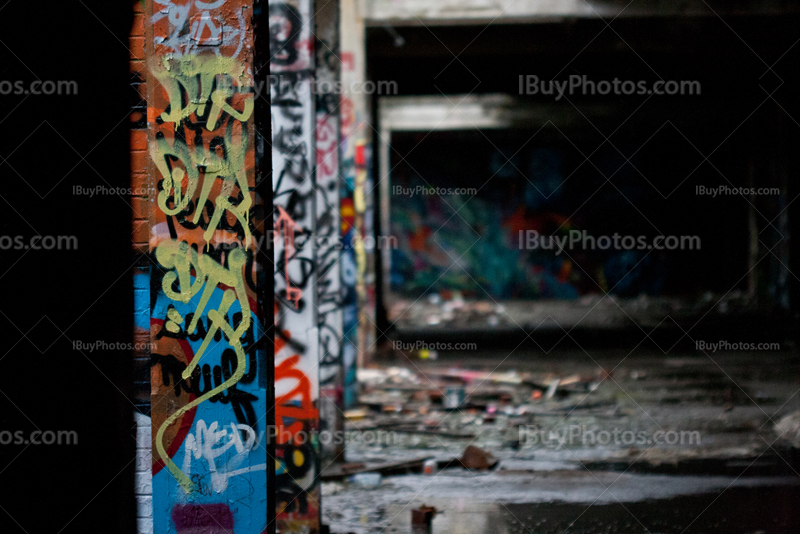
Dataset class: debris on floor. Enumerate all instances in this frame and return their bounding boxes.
[323,351,800,533]
[321,457,433,481]
[387,295,754,333]
[775,410,800,447]
[460,445,498,470]
[411,505,437,534]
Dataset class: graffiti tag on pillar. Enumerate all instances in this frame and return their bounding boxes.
[270,0,322,530]
[147,1,267,533]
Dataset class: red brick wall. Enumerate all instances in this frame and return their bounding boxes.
[131,0,149,254]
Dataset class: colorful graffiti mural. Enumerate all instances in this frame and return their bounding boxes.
[146,1,268,533]
[339,129,359,409]
[339,0,371,402]
[270,0,322,531]
[389,137,667,300]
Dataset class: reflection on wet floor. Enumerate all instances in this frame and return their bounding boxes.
[419,485,800,534]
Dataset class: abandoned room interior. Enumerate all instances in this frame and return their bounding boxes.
[2,1,800,533]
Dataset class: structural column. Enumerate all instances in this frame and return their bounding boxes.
[315,0,347,466]
[269,0,323,531]
[340,0,373,407]
[145,1,270,533]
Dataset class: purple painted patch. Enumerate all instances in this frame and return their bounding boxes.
[171,504,234,532]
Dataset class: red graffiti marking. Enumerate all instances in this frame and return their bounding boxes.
[340,197,355,234]
[274,206,303,307]
[408,225,431,252]
[316,115,338,182]
[275,354,318,445]
[341,52,355,71]
[355,142,366,166]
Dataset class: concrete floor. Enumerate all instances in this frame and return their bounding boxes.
[322,350,800,533]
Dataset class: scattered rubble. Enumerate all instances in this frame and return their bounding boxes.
[321,458,433,481]
[460,445,498,470]
[387,295,751,332]
[350,473,382,488]
[342,354,797,477]
[775,411,800,448]
[324,351,800,532]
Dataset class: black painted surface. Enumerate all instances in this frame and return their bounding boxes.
[0,2,135,532]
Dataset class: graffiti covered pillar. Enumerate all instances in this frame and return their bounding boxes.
[145,1,270,533]
[340,0,374,405]
[314,0,346,465]
[269,0,322,531]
